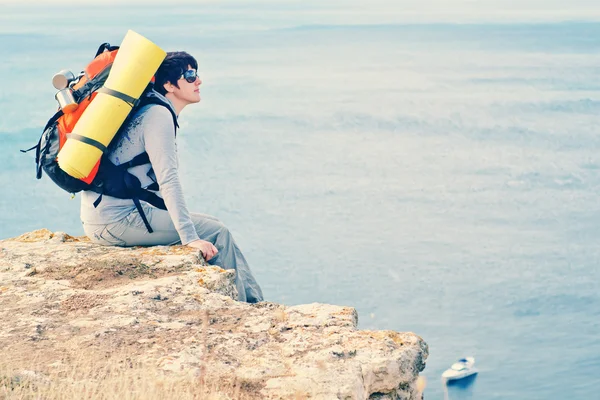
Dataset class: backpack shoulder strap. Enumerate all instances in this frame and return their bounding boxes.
[137,88,179,133]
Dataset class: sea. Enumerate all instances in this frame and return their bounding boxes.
[1,1,599,399]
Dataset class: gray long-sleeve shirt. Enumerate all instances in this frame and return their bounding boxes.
[80,96,200,245]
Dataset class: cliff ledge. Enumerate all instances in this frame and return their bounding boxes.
[0,229,428,399]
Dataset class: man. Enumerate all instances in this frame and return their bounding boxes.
[80,51,263,303]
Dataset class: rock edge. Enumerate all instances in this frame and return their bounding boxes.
[0,229,428,400]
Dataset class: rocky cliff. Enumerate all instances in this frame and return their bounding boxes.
[0,229,428,399]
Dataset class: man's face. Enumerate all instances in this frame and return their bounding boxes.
[169,65,201,105]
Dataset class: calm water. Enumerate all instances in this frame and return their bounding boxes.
[1,3,599,399]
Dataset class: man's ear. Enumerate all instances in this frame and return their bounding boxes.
[163,81,176,94]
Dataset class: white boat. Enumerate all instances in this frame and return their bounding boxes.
[442,357,478,381]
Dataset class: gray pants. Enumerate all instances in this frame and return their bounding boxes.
[82,204,264,303]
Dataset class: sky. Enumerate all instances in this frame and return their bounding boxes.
[2,0,600,23]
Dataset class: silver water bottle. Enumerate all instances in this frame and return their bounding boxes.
[52,69,78,113]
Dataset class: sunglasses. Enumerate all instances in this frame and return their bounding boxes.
[181,69,199,83]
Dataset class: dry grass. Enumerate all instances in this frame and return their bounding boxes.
[0,308,256,400]
[0,271,267,400]
[0,352,253,400]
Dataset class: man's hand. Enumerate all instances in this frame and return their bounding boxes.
[187,239,218,261]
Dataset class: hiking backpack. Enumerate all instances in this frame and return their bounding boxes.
[23,42,179,233]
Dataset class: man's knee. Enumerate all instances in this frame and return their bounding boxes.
[205,218,230,241]
[218,222,231,238]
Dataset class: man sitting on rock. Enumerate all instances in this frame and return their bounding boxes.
[80,51,263,303]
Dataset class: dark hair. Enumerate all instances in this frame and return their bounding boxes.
[154,51,198,96]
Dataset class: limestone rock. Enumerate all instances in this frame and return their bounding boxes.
[0,229,428,399]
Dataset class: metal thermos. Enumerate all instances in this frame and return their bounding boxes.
[52,69,78,113]
[55,89,78,113]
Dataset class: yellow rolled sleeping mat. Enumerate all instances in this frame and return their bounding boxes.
[57,30,166,179]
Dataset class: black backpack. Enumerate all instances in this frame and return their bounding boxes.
[23,43,178,233]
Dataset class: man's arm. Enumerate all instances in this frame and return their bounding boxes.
[140,105,200,245]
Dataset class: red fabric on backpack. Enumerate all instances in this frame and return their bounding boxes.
[56,50,119,184]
